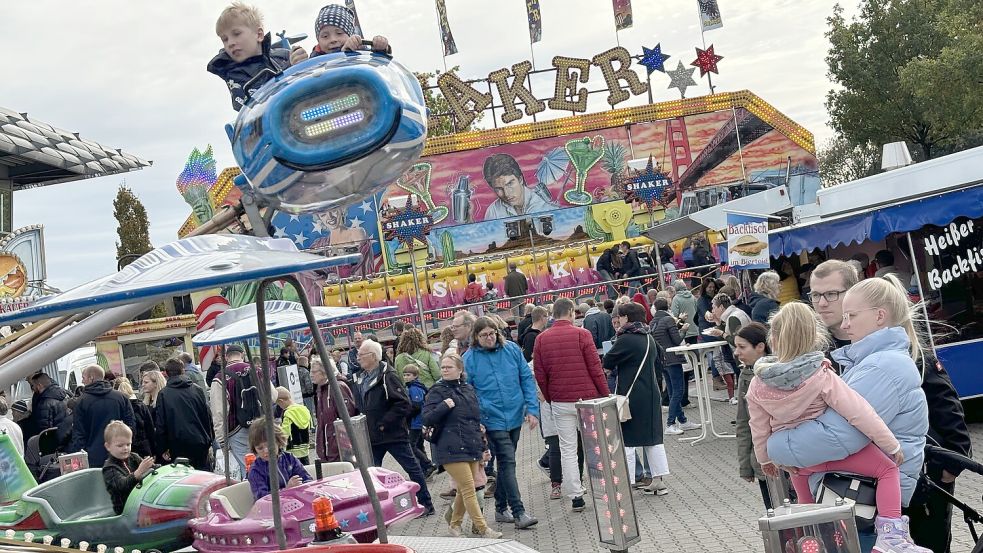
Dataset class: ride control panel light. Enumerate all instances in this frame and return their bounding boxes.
[797,536,825,553]
[244,453,256,473]
[300,94,361,121]
[304,111,366,138]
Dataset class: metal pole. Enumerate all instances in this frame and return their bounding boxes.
[653,235,666,292]
[408,238,428,330]
[218,345,231,485]
[906,232,937,354]
[732,107,748,187]
[281,274,389,543]
[253,285,287,550]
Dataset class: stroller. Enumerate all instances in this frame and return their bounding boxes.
[24,427,66,483]
[917,441,983,553]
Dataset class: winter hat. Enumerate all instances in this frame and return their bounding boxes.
[316,4,356,36]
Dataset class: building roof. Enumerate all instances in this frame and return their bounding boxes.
[0,107,152,189]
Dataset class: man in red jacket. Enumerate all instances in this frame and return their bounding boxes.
[533,298,610,513]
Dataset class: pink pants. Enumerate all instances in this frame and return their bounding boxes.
[789,442,901,518]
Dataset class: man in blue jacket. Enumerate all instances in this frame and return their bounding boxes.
[464,317,540,529]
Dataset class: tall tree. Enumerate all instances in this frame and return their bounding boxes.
[113,184,153,268]
[825,0,983,159]
[817,136,880,188]
[415,66,484,138]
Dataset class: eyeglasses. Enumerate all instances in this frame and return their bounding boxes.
[841,307,880,324]
[477,331,498,339]
[809,290,847,304]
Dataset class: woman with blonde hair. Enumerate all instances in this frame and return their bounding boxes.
[141,370,166,408]
[748,271,781,324]
[762,276,929,552]
[423,353,501,538]
[395,327,441,387]
[115,379,156,458]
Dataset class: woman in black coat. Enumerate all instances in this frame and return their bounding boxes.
[114,379,156,458]
[604,301,670,496]
[422,353,500,539]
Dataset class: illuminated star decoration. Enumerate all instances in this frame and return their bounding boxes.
[666,61,698,98]
[381,196,435,247]
[622,156,673,210]
[356,510,370,524]
[691,45,723,77]
[638,44,671,74]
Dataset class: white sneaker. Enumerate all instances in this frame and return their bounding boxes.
[678,421,702,431]
[665,424,683,435]
[729,397,739,405]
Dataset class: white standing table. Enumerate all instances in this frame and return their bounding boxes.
[666,341,736,445]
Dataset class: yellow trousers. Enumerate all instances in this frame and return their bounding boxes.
[443,461,488,532]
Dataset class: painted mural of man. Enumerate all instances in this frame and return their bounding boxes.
[482,153,558,221]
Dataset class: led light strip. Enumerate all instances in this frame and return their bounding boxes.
[300,94,361,121]
[304,110,366,137]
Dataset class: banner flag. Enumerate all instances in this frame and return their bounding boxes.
[344,0,364,37]
[612,0,633,31]
[698,0,723,31]
[726,212,770,270]
[526,0,543,44]
[435,0,459,56]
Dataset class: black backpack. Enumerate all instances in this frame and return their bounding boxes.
[297,365,314,397]
[230,370,264,429]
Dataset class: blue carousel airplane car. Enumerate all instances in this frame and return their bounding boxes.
[227,44,427,215]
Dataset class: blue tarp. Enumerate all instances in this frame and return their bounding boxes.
[769,184,983,257]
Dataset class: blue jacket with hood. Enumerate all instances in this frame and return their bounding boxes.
[463,340,539,432]
[766,327,928,504]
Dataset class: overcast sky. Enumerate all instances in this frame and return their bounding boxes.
[3,0,851,291]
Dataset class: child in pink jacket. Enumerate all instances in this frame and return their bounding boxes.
[746,303,928,553]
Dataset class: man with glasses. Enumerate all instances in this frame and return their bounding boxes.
[809,259,970,553]
[449,310,476,356]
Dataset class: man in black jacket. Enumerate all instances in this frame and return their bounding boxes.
[357,340,434,515]
[519,307,548,362]
[70,365,135,467]
[155,358,214,471]
[619,242,642,295]
[582,301,614,355]
[596,248,619,300]
[504,263,529,317]
[650,298,700,435]
[24,373,68,442]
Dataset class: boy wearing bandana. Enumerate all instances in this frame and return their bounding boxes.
[289,4,391,64]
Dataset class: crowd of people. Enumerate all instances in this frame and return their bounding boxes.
[0,243,973,552]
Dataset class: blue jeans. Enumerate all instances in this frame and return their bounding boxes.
[634,452,651,480]
[597,269,618,300]
[372,441,433,508]
[228,427,251,479]
[486,428,525,516]
[663,364,687,425]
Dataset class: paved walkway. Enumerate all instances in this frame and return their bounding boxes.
[390,394,983,552]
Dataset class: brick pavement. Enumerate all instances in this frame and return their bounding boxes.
[390,397,983,553]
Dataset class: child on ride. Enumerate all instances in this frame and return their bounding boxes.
[288,4,390,65]
[246,422,312,501]
[208,2,292,112]
[746,302,929,553]
[102,421,156,515]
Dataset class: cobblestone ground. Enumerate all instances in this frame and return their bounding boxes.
[388,390,983,553]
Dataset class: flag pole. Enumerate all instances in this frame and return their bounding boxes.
[434,1,448,73]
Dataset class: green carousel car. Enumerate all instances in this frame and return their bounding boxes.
[0,434,226,551]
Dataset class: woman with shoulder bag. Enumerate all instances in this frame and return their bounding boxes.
[603,301,670,496]
[423,353,502,539]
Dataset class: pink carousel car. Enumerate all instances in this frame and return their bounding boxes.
[189,462,423,551]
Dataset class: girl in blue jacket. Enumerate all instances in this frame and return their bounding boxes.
[246,422,311,500]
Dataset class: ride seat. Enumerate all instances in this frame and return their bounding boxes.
[21,469,116,523]
[211,462,355,520]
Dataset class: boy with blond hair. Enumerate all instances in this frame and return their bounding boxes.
[101,421,155,515]
[275,386,313,463]
[207,1,292,111]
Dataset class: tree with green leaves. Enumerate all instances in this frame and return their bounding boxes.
[113,184,153,268]
[825,0,983,160]
[817,136,880,188]
[415,66,484,138]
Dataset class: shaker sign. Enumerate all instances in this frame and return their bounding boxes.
[923,220,983,290]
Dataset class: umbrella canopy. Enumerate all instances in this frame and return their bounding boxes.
[0,235,360,326]
[536,147,570,185]
[193,301,397,345]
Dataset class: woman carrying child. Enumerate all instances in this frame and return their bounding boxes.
[246,422,312,500]
[746,299,929,553]
[422,353,501,539]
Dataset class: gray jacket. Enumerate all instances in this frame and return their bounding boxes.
[670,290,698,338]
